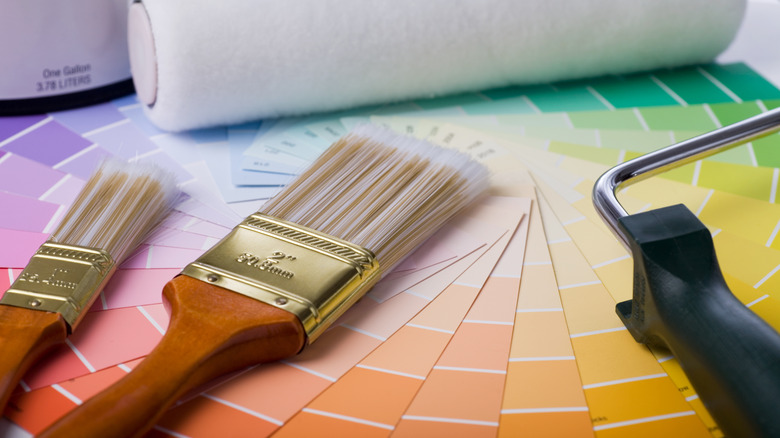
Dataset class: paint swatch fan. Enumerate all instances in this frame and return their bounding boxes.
[4,61,780,437]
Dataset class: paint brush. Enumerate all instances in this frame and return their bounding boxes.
[38,124,490,438]
[0,159,179,411]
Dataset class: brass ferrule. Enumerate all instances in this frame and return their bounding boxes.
[180,213,380,344]
[1,242,116,331]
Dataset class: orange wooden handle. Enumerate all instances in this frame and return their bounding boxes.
[0,304,68,411]
[39,275,306,438]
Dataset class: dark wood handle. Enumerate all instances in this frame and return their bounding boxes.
[39,275,307,438]
[0,304,68,412]
[617,205,780,438]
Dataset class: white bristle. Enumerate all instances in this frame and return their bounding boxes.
[49,159,180,263]
[260,124,490,273]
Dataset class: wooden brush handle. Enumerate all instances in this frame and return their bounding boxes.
[0,304,68,411]
[39,275,306,438]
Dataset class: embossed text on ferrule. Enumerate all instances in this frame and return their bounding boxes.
[0,241,117,331]
[180,213,381,343]
[17,268,78,290]
[236,251,296,279]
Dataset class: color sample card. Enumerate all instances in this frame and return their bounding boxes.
[3,61,780,438]
[498,193,593,437]
[4,196,530,436]
[426,124,714,436]
[429,119,780,437]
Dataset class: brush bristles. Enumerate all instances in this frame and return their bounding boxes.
[259,124,490,273]
[50,159,179,263]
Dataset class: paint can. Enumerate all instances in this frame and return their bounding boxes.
[0,0,134,115]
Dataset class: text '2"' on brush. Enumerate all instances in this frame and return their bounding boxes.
[38,124,491,438]
[0,159,180,412]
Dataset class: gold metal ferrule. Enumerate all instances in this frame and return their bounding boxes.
[180,213,381,343]
[0,242,116,331]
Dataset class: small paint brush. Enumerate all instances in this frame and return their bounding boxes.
[0,159,179,411]
[38,124,490,438]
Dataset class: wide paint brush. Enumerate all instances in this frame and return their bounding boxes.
[0,159,179,411]
[593,107,780,437]
[39,124,490,437]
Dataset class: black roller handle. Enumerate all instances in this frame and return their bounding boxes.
[616,204,780,437]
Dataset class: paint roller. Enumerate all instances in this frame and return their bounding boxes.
[593,107,780,437]
[126,0,746,131]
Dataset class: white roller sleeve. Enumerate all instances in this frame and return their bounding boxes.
[128,0,746,131]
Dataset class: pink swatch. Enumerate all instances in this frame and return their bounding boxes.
[98,268,180,310]
[0,153,67,199]
[22,304,167,390]
[0,228,47,268]
[120,245,206,269]
[0,192,60,233]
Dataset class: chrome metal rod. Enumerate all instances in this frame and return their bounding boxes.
[593,106,780,248]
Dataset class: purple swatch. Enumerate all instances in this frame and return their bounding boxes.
[41,175,85,206]
[0,114,48,142]
[55,145,112,180]
[119,104,165,137]
[0,153,67,198]
[50,102,126,135]
[85,121,158,158]
[1,119,92,167]
[0,191,60,233]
